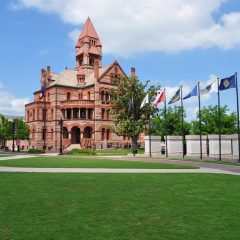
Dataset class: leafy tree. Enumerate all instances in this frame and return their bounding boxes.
[0,115,30,147]
[151,106,191,137]
[110,76,160,147]
[190,105,237,134]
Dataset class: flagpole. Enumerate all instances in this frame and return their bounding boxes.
[132,90,136,157]
[43,90,46,150]
[235,72,240,163]
[164,89,168,158]
[217,77,222,161]
[180,86,185,158]
[149,101,152,157]
[198,82,203,160]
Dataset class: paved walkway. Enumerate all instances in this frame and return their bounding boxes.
[0,153,240,175]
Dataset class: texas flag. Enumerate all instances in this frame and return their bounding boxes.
[39,81,46,100]
[154,90,165,108]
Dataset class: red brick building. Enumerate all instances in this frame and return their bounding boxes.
[25,17,139,151]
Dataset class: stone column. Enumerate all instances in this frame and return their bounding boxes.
[86,109,89,119]
[185,135,207,157]
[71,109,73,119]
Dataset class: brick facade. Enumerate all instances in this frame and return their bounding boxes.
[25,17,142,151]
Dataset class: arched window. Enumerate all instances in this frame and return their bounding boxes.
[33,109,35,121]
[101,128,105,140]
[67,92,71,101]
[107,129,110,140]
[88,91,91,100]
[106,92,109,102]
[84,127,92,138]
[101,91,105,101]
[63,127,68,139]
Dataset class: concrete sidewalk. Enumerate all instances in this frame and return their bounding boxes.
[0,166,239,175]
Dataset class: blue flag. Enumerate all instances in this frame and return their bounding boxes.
[183,84,198,100]
[219,74,236,91]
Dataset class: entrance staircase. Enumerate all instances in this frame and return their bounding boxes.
[65,144,81,151]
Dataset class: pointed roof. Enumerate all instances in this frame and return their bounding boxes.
[79,17,100,40]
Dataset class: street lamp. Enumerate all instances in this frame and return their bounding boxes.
[58,118,63,155]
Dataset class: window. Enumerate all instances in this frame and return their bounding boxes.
[101,128,105,140]
[106,92,109,102]
[101,91,105,101]
[79,93,83,100]
[33,109,35,121]
[88,91,91,100]
[107,129,110,140]
[51,129,53,140]
[89,58,94,66]
[106,110,110,120]
[102,109,105,120]
[67,92,71,101]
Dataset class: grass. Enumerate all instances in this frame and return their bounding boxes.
[67,148,145,156]
[95,148,144,156]
[169,157,240,166]
[0,156,195,169]
[0,173,240,240]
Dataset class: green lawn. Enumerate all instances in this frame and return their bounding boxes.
[0,156,195,169]
[95,149,144,156]
[0,173,240,240]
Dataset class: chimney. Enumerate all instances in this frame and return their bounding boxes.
[46,65,51,79]
[94,59,100,80]
[131,67,136,77]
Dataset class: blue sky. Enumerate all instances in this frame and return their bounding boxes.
[1,0,240,119]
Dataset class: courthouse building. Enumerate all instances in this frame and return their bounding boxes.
[25,17,141,151]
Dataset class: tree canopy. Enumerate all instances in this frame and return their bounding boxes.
[0,115,30,147]
[191,105,237,135]
[110,76,160,146]
[151,106,191,137]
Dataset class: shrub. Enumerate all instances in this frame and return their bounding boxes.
[67,149,96,155]
[28,149,45,154]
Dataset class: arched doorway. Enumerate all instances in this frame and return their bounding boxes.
[71,127,80,144]
[84,127,92,138]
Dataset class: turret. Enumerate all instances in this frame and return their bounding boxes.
[75,17,102,76]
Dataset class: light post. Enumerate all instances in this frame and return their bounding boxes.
[58,118,63,155]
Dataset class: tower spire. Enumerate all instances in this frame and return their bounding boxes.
[75,17,102,76]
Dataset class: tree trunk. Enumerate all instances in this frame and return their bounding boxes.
[131,135,138,149]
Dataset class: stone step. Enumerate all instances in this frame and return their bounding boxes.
[65,144,81,151]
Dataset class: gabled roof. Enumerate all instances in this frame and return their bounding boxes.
[79,17,100,40]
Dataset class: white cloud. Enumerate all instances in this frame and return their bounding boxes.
[0,84,30,116]
[9,0,240,56]
[38,48,49,56]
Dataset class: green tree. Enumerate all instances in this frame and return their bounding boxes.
[190,105,237,134]
[0,115,30,147]
[151,106,191,137]
[110,76,160,147]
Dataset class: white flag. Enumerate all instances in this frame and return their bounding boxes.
[140,94,149,109]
